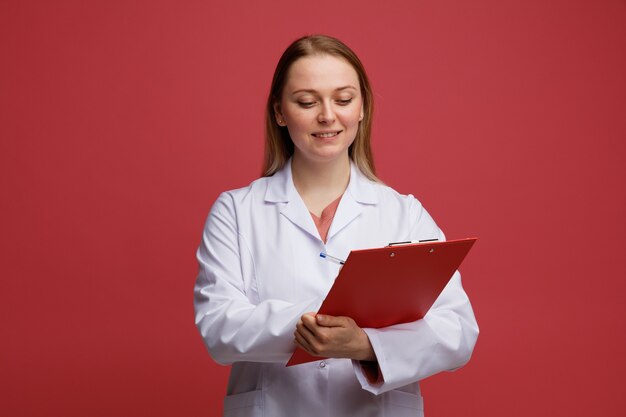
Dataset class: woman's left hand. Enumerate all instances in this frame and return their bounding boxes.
[294,313,376,361]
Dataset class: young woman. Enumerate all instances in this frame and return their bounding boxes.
[194,34,478,417]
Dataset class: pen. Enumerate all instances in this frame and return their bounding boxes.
[387,238,439,246]
[320,252,345,265]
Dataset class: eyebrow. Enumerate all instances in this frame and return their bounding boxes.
[291,86,358,95]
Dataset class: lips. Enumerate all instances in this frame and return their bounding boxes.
[312,130,342,138]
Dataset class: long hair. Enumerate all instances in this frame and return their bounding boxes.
[262,34,378,181]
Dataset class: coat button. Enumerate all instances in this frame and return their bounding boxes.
[319,361,327,368]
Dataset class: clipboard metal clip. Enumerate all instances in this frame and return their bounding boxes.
[387,238,439,247]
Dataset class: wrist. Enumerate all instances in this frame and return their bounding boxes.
[356,329,376,361]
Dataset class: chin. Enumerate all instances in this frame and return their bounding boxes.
[310,151,350,163]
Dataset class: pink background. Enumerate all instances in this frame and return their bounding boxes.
[2,1,625,416]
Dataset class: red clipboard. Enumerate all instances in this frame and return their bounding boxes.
[287,237,477,366]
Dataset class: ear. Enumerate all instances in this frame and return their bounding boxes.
[273,102,286,126]
[359,106,364,122]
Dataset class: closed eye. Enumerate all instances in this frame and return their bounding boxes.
[337,99,353,105]
[298,102,316,108]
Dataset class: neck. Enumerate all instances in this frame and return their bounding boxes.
[291,154,351,213]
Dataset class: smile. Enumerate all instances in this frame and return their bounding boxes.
[312,131,342,138]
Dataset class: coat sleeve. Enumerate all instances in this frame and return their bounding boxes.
[194,192,321,365]
[352,197,479,394]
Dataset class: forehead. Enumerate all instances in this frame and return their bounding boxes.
[284,54,360,93]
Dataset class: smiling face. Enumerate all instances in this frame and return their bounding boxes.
[274,54,364,165]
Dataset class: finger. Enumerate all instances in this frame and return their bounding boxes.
[298,312,316,324]
[294,331,309,350]
[296,319,321,348]
[297,317,318,339]
[316,314,349,328]
[295,318,305,332]
[295,329,319,356]
[301,314,323,335]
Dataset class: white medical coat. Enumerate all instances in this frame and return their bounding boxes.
[194,160,479,417]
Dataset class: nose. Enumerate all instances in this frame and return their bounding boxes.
[317,101,335,124]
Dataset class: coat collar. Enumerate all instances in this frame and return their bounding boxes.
[264,159,378,242]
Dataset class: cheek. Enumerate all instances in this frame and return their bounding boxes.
[285,119,310,138]
[340,108,363,127]
[285,118,311,143]
[283,108,311,129]
[340,100,364,123]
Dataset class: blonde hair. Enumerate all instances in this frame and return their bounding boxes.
[262,34,378,181]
